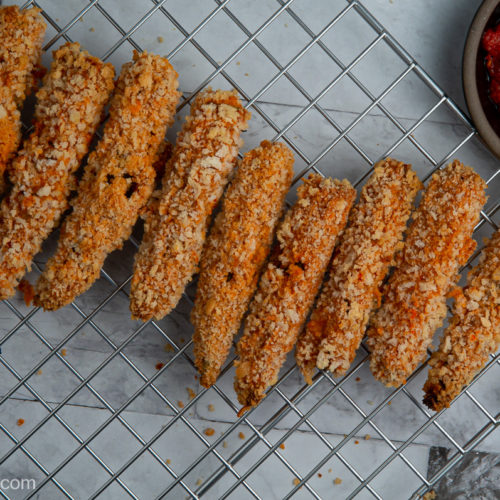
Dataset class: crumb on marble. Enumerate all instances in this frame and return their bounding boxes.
[166,458,171,464]
[208,404,215,412]
[365,434,371,440]
[317,473,322,478]
[89,27,94,32]
[222,440,228,448]
[187,387,196,399]
[422,490,436,500]
[177,400,184,408]
[354,440,359,444]
[279,443,285,450]
[16,418,24,426]
[36,369,42,375]
[155,362,164,370]
[204,427,215,436]
[334,477,342,485]
[238,431,245,440]
[196,478,202,486]
[61,349,67,356]
[328,468,332,473]
[164,343,174,352]
[355,377,361,382]
[293,478,300,486]
[157,36,164,43]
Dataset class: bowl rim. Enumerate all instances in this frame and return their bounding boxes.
[463,0,500,159]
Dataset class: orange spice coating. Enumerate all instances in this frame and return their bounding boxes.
[366,161,487,387]
[0,42,115,300]
[0,6,46,193]
[35,51,180,310]
[295,158,422,384]
[423,228,500,411]
[234,174,355,408]
[192,141,294,388]
[130,88,250,321]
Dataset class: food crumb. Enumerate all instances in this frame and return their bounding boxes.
[293,478,300,486]
[61,349,67,356]
[166,459,171,464]
[365,434,371,440]
[367,400,374,405]
[164,343,174,352]
[180,337,185,343]
[196,478,202,486]
[222,440,228,448]
[244,72,249,77]
[279,443,285,450]
[387,401,392,406]
[354,440,359,444]
[187,387,196,399]
[36,369,42,376]
[355,377,361,382]
[204,427,215,436]
[16,418,24,426]
[157,36,164,43]
[238,431,245,440]
[177,400,184,408]
[89,27,95,32]
[317,473,322,478]
[328,468,332,473]
[334,477,342,485]
[155,362,165,370]
[284,23,288,27]
[208,404,215,412]
[18,279,34,306]
[422,490,436,500]
[236,61,240,66]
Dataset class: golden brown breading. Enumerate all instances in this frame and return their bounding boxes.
[234,174,355,409]
[423,228,500,411]
[295,158,421,384]
[0,6,46,192]
[192,141,294,388]
[35,51,180,310]
[366,161,487,387]
[130,88,250,321]
[0,42,115,300]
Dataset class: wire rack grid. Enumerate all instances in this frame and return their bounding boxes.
[0,0,499,498]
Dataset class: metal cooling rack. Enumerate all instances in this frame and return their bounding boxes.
[0,0,499,498]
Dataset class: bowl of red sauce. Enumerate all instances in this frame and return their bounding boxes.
[463,0,500,158]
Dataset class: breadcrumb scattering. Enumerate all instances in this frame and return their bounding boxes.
[423,228,500,411]
[130,88,250,320]
[0,6,46,193]
[366,161,487,387]
[234,174,355,408]
[0,42,115,300]
[35,51,179,310]
[296,158,421,383]
[192,140,294,388]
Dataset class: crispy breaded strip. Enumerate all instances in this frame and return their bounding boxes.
[130,88,251,321]
[295,159,422,383]
[423,229,500,411]
[0,6,46,192]
[35,52,180,310]
[0,42,114,300]
[234,174,355,409]
[192,141,294,388]
[366,161,487,387]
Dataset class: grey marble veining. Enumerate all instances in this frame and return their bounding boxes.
[0,0,499,499]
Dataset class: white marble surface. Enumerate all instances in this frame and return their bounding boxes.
[0,0,499,499]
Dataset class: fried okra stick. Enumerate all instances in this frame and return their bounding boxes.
[0,6,46,192]
[366,161,487,387]
[234,175,355,409]
[295,159,421,383]
[192,141,294,388]
[35,52,180,310]
[423,228,500,411]
[0,42,114,300]
[130,88,250,321]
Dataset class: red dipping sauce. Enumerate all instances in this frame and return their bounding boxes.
[482,24,500,104]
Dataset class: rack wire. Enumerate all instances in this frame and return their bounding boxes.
[0,0,499,498]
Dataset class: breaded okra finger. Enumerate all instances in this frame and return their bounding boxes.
[234,174,355,409]
[130,88,251,321]
[295,158,421,383]
[366,161,487,387]
[35,51,180,310]
[192,140,294,388]
[0,42,115,300]
[0,6,46,192]
[423,228,500,411]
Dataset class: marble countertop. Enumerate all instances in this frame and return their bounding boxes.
[0,0,499,499]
